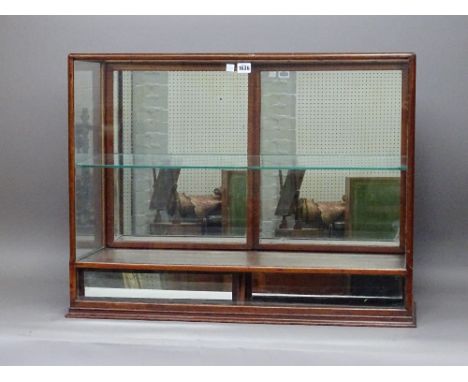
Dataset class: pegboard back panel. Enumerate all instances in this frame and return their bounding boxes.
[296,70,402,202]
[168,72,248,194]
[296,70,402,156]
[168,71,248,154]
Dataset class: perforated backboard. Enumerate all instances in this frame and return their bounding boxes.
[296,70,402,201]
[168,72,248,194]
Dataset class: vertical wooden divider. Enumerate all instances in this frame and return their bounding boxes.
[232,65,261,304]
[232,273,253,304]
[247,67,261,250]
[104,66,115,247]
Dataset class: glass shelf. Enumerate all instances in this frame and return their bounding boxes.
[75,154,407,171]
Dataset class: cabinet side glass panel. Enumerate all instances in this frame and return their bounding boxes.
[74,61,104,259]
[260,70,403,246]
[111,71,248,244]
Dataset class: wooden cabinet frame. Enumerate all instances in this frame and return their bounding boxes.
[68,53,416,327]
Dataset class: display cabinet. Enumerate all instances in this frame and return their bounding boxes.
[68,53,416,326]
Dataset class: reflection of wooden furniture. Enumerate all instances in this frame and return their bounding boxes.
[253,273,403,306]
[68,53,416,327]
[274,170,347,238]
[149,222,203,236]
[221,171,247,236]
[149,169,223,236]
[346,177,401,241]
[253,273,350,296]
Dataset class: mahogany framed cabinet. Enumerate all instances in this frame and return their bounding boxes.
[67,53,416,327]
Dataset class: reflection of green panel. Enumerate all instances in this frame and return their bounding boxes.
[347,178,400,240]
[222,171,247,236]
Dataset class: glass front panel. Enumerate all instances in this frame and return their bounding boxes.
[74,61,103,259]
[260,70,403,246]
[111,70,248,243]
[250,273,404,307]
[83,270,232,303]
[113,168,247,243]
[82,270,403,308]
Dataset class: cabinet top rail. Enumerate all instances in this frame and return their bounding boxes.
[69,52,415,63]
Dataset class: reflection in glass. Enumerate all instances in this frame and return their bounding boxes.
[74,61,103,259]
[83,270,232,302]
[260,70,403,246]
[251,273,404,307]
[112,71,248,243]
[113,168,247,241]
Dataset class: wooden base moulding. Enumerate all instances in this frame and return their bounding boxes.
[67,304,416,327]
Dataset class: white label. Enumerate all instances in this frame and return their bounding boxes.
[237,63,251,74]
[278,71,290,79]
[268,71,277,78]
[226,63,235,72]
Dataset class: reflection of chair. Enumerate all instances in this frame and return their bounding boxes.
[149,168,223,235]
[149,168,181,222]
[274,170,305,229]
[274,169,346,237]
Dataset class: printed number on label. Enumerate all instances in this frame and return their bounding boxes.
[237,63,251,74]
